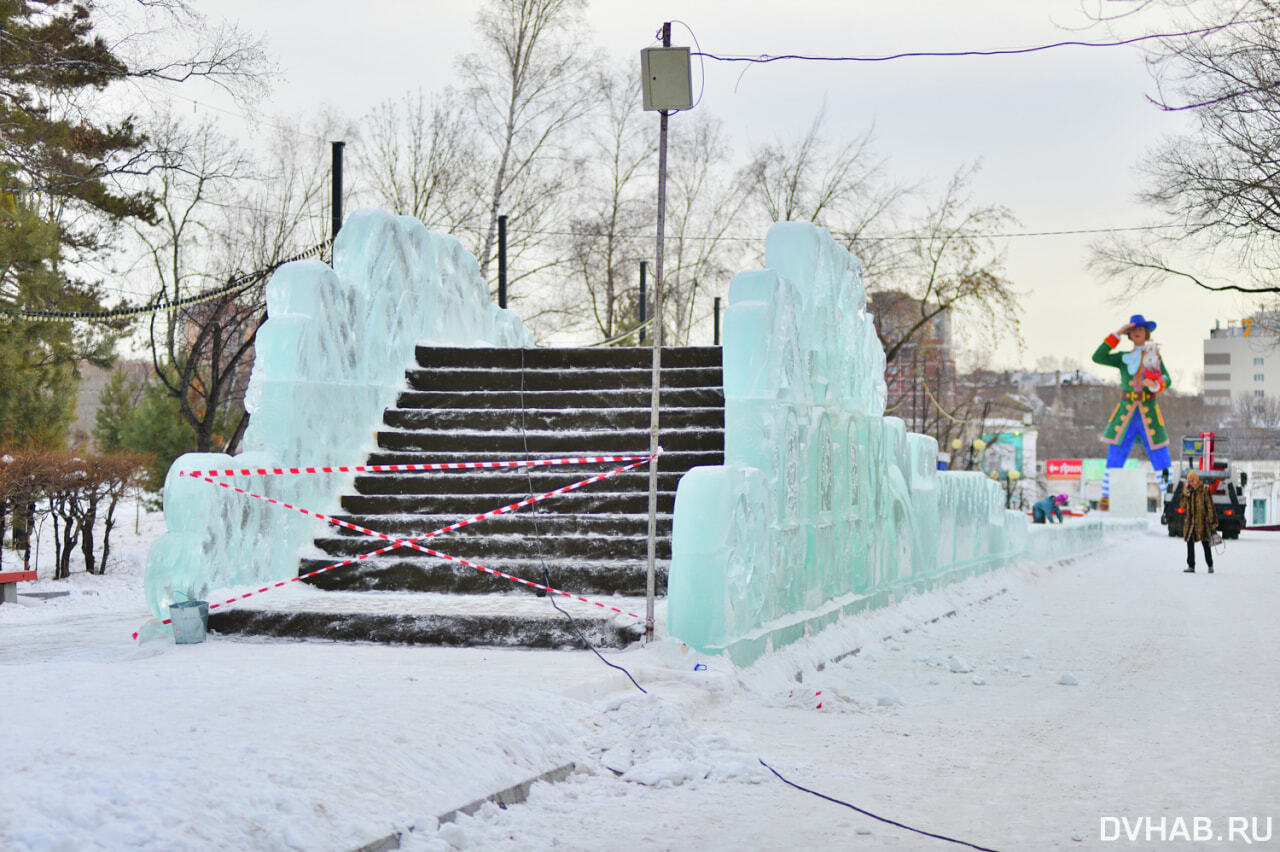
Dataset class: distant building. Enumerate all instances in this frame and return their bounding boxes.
[867,290,956,434]
[70,360,150,448]
[1203,311,1280,406]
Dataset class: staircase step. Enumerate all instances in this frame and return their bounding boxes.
[383,406,723,432]
[208,589,649,649]
[298,554,668,596]
[413,345,721,370]
[340,491,679,516]
[347,469,688,496]
[313,531,671,562]
[406,367,722,392]
[362,449,723,471]
[376,427,721,454]
[396,387,724,411]
[325,512,670,538]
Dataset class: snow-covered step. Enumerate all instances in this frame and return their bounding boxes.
[361,448,722,470]
[396,386,724,410]
[338,490,680,516]
[207,588,650,649]
[412,344,719,370]
[344,469,690,496]
[383,405,723,431]
[312,530,671,564]
[376,426,720,454]
[298,553,668,597]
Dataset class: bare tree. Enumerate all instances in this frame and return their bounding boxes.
[873,165,1022,367]
[741,108,917,293]
[459,0,596,296]
[923,366,1033,465]
[744,109,884,224]
[561,67,655,342]
[225,111,348,271]
[662,115,750,345]
[358,88,484,236]
[130,111,340,455]
[101,0,273,103]
[128,114,253,454]
[1089,1,1280,299]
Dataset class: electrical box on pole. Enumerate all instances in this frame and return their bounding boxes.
[640,47,693,111]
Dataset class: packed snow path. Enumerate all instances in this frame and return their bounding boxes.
[2,521,1277,850]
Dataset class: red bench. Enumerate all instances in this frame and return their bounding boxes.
[0,570,37,605]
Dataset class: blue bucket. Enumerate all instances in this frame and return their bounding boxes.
[169,600,209,644]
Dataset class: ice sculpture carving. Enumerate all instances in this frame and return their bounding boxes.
[668,223,1028,663]
[144,210,532,615]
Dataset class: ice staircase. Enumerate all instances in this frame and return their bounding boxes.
[208,345,724,649]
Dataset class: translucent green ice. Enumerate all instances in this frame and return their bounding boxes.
[666,223,1029,664]
[143,210,532,616]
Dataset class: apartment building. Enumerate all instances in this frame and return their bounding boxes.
[1203,312,1280,406]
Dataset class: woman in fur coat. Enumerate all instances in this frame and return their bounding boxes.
[1178,469,1218,573]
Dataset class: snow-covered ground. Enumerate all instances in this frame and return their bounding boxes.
[2,504,1278,851]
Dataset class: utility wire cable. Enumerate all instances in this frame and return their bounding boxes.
[668,20,707,110]
[693,17,1275,65]
[510,347,999,847]
[548,584,648,694]
[444,222,1190,243]
[516,346,648,694]
[759,759,1003,851]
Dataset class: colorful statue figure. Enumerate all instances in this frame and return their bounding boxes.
[1091,314,1172,507]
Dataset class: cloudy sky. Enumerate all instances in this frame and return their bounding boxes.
[181,0,1262,391]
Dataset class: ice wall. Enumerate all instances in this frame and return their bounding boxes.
[667,223,1027,664]
[144,210,532,615]
[1026,517,1146,564]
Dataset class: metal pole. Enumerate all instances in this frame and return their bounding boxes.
[639,261,647,344]
[713,296,721,346]
[498,214,508,309]
[645,22,672,642]
[331,141,345,246]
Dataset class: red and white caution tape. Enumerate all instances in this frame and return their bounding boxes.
[194,455,654,553]
[134,451,662,639]
[177,453,657,480]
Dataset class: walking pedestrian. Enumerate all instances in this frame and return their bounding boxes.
[1177,469,1218,573]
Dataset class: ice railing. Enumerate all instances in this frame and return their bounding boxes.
[1027,517,1147,563]
[144,210,533,616]
[667,223,1028,665]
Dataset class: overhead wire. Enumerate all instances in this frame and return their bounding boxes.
[444,221,1189,244]
[666,20,706,110]
[692,16,1275,65]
